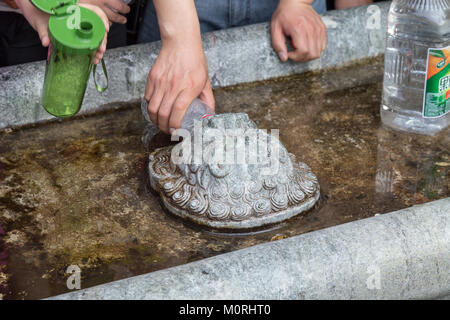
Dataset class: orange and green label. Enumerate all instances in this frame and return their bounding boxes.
[423,46,450,118]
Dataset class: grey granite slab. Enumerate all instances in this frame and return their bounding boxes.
[50,197,450,300]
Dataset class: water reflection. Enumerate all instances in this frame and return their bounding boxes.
[375,127,449,209]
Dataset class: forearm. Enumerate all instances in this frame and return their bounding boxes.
[152,0,201,45]
[3,0,19,9]
[14,0,50,47]
[15,0,41,26]
[15,0,37,14]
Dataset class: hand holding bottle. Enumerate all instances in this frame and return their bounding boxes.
[15,0,51,47]
[15,0,110,65]
[144,0,215,134]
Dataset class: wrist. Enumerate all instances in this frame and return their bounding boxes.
[160,24,203,49]
[153,0,202,46]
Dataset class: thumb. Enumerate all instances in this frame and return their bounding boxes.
[271,22,288,62]
[169,88,198,130]
[80,3,111,32]
[36,24,50,47]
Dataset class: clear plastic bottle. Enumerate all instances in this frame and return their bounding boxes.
[180,98,215,132]
[141,97,215,132]
[381,0,450,135]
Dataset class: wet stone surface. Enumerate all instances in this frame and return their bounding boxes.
[0,56,449,299]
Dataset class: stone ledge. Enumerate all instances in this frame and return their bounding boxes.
[49,198,450,300]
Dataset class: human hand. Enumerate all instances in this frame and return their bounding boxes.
[16,0,51,47]
[144,38,215,134]
[271,0,327,62]
[4,0,18,9]
[79,3,111,64]
[15,0,110,65]
[80,0,130,24]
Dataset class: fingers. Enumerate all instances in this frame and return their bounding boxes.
[37,25,50,47]
[107,0,131,15]
[271,2,327,63]
[80,3,110,64]
[198,79,215,111]
[310,18,321,58]
[32,13,50,47]
[93,29,108,64]
[167,75,214,132]
[94,37,107,64]
[271,21,288,62]
[80,3,111,32]
[147,75,212,133]
[311,14,327,54]
[144,79,155,121]
[287,15,325,62]
[168,89,198,133]
[147,69,167,126]
[287,19,310,61]
[144,71,155,103]
[144,35,212,134]
[159,88,183,134]
[157,72,182,133]
[103,5,128,24]
[149,84,166,126]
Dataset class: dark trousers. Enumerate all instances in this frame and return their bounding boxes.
[0,12,47,67]
[0,12,127,68]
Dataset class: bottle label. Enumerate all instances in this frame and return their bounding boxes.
[423,46,450,118]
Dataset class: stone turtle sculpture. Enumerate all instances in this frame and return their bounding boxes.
[148,113,319,229]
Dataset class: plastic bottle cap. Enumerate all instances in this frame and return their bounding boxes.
[31,0,105,55]
[30,0,77,15]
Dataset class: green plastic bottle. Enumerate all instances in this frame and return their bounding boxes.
[31,0,108,118]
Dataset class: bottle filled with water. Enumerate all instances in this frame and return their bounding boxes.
[381,0,450,135]
[141,97,215,132]
[180,98,215,132]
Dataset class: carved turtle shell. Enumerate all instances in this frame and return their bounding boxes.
[148,113,320,229]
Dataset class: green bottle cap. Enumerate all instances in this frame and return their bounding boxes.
[30,0,79,15]
[31,0,105,55]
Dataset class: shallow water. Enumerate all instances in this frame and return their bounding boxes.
[0,56,448,299]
